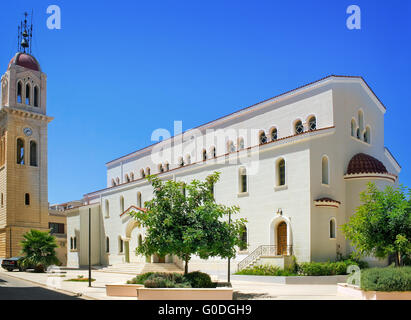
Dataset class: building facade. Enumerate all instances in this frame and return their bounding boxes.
[0,51,53,259]
[66,75,400,271]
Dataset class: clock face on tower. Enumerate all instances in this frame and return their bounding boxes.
[23,127,33,137]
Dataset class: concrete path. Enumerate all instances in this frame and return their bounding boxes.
[0,268,358,300]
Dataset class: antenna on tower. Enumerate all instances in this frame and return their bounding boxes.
[17,11,34,54]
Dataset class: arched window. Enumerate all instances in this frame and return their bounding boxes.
[239,226,248,251]
[130,173,134,181]
[120,196,124,212]
[1,193,3,207]
[137,192,142,207]
[119,237,124,253]
[277,158,286,186]
[270,127,278,141]
[364,127,371,144]
[138,234,142,247]
[308,116,316,131]
[73,237,77,249]
[70,237,74,250]
[125,174,130,183]
[164,162,170,171]
[358,110,364,131]
[239,167,247,193]
[116,177,120,185]
[202,149,207,161]
[146,167,151,176]
[322,156,329,185]
[295,120,304,134]
[238,137,245,150]
[111,179,116,187]
[329,218,336,239]
[25,83,31,105]
[106,237,110,253]
[179,156,184,167]
[17,81,22,103]
[259,131,267,144]
[351,119,356,137]
[25,193,30,206]
[105,200,110,217]
[158,164,164,173]
[17,138,25,165]
[356,128,361,139]
[211,146,217,158]
[34,86,39,107]
[227,140,235,153]
[140,169,146,178]
[29,141,38,167]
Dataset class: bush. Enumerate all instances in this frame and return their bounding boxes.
[184,271,215,288]
[235,265,297,276]
[127,272,155,284]
[297,260,365,276]
[361,267,411,292]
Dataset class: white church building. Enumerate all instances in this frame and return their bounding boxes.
[65,75,400,271]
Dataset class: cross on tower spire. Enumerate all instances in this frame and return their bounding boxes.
[17,11,33,54]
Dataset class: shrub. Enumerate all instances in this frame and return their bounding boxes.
[144,276,190,288]
[127,272,155,284]
[184,271,215,288]
[235,265,297,276]
[361,267,411,292]
[297,260,365,276]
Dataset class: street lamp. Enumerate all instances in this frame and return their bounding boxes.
[227,210,231,285]
[88,207,92,287]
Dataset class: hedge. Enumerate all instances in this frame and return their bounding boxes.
[360,267,411,292]
[127,271,216,288]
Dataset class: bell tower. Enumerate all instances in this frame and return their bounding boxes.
[0,13,53,258]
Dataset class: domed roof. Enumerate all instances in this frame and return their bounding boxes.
[8,52,41,72]
[347,153,388,175]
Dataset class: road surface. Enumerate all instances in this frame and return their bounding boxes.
[0,271,82,300]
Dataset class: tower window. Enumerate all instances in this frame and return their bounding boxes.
[329,219,336,239]
[17,138,25,165]
[295,120,304,134]
[364,127,371,144]
[259,131,267,144]
[322,156,329,185]
[25,84,31,105]
[239,167,247,193]
[308,116,316,131]
[17,82,22,103]
[34,86,39,107]
[351,119,357,137]
[106,237,110,253]
[270,127,278,141]
[277,158,286,186]
[30,141,38,167]
[25,193,30,206]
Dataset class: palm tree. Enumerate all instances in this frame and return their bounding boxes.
[20,229,60,272]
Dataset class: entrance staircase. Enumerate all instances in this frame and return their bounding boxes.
[95,262,183,275]
[237,245,293,271]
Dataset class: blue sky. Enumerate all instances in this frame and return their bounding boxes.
[0,0,410,204]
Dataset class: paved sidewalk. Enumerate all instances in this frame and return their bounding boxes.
[0,268,357,300]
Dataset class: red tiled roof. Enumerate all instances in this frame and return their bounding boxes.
[347,153,388,175]
[315,197,341,204]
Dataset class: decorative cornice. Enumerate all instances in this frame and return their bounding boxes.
[1,106,53,122]
[344,172,397,183]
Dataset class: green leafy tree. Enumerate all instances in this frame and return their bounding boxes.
[129,172,247,274]
[20,229,60,272]
[342,183,411,267]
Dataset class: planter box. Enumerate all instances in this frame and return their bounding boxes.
[233,274,348,284]
[337,283,411,300]
[137,287,233,300]
[106,283,144,297]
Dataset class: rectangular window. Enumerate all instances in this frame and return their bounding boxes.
[49,222,65,234]
[241,174,247,193]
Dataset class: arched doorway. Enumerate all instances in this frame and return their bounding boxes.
[277,222,287,255]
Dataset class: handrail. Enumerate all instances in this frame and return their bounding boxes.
[237,245,293,271]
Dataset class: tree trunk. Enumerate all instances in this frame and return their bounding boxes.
[394,252,401,267]
[184,256,189,275]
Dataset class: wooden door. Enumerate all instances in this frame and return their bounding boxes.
[277,222,287,255]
